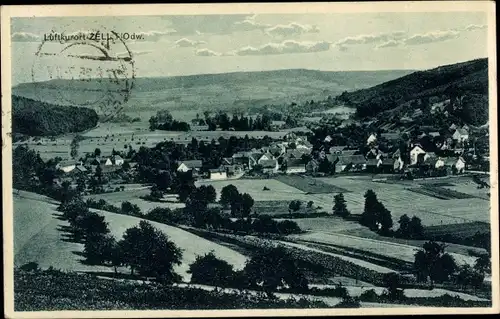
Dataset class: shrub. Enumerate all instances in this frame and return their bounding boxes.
[188,251,235,287]
[359,289,379,302]
[19,262,39,272]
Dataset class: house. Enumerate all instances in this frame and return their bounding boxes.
[380,133,400,142]
[296,140,313,152]
[449,123,458,131]
[74,165,88,174]
[367,133,377,145]
[335,155,366,172]
[284,149,305,160]
[56,160,80,173]
[392,149,401,159]
[225,165,243,177]
[271,120,286,130]
[305,159,319,173]
[342,149,359,156]
[424,152,437,162]
[260,159,279,174]
[365,158,378,172]
[101,165,121,175]
[329,146,347,155]
[191,124,209,131]
[428,132,441,138]
[257,152,275,164]
[412,109,423,118]
[177,160,203,173]
[410,144,426,165]
[208,168,227,180]
[377,158,394,173]
[452,129,469,143]
[106,155,124,166]
[393,156,404,171]
[268,144,286,157]
[285,159,306,174]
[439,157,466,174]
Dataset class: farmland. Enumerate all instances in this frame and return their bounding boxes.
[13,190,247,282]
[84,187,186,213]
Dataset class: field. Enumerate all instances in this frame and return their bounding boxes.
[14,191,246,282]
[15,122,291,160]
[84,187,186,213]
[275,175,350,194]
[314,176,490,226]
[286,232,477,267]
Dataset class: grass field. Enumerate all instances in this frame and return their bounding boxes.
[84,187,186,213]
[14,191,246,282]
[314,176,490,226]
[275,175,350,194]
[287,231,478,267]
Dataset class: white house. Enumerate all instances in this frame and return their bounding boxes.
[324,135,333,143]
[367,134,377,145]
[452,129,469,143]
[257,152,275,164]
[410,145,426,165]
[456,157,466,173]
[208,168,227,180]
[285,159,306,174]
[56,160,79,173]
[393,156,404,171]
[177,160,203,173]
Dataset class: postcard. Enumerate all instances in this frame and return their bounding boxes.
[1,2,498,318]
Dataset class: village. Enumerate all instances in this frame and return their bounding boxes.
[51,116,487,186]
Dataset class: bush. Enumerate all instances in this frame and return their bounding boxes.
[359,289,379,302]
[188,251,235,287]
[19,262,39,272]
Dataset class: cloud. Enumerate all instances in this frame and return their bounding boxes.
[228,40,332,56]
[265,22,319,37]
[462,24,487,31]
[175,38,206,47]
[195,48,222,56]
[11,32,40,42]
[233,14,271,32]
[335,31,406,47]
[134,30,177,41]
[375,40,401,49]
[403,30,459,45]
[116,50,153,57]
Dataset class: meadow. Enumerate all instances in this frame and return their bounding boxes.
[14,190,246,282]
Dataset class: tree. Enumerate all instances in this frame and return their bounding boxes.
[198,185,217,203]
[382,272,405,301]
[474,254,491,274]
[333,193,350,217]
[70,136,80,159]
[288,200,302,213]
[220,184,239,208]
[360,190,378,229]
[414,241,457,285]
[149,185,164,200]
[121,201,141,216]
[84,233,116,265]
[244,247,309,297]
[76,176,86,194]
[188,251,235,287]
[118,221,182,283]
[74,211,110,240]
[240,193,254,217]
[376,202,393,235]
[408,216,424,239]
[455,264,485,289]
[94,148,101,157]
[397,214,411,236]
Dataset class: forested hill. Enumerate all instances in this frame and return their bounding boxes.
[12,95,98,136]
[337,58,489,125]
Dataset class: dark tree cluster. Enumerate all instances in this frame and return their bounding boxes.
[203,112,273,131]
[12,95,98,136]
[149,110,190,131]
[396,214,424,239]
[188,247,309,297]
[360,190,393,235]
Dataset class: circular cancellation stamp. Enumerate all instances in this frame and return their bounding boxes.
[31,27,136,121]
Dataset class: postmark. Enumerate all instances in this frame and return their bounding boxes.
[31,27,135,121]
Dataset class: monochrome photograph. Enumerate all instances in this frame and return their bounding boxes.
[1,2,498,317]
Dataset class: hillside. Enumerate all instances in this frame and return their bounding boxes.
[13,191,247,282]
[12,69,414,120]
[337,58,489,125]
[12,95,99,136]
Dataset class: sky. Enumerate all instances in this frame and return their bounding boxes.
[10,12,488,85]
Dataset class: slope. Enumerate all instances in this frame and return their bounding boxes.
[12,69,414,120]
[13,191,247,282]
[337,58,488,125]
